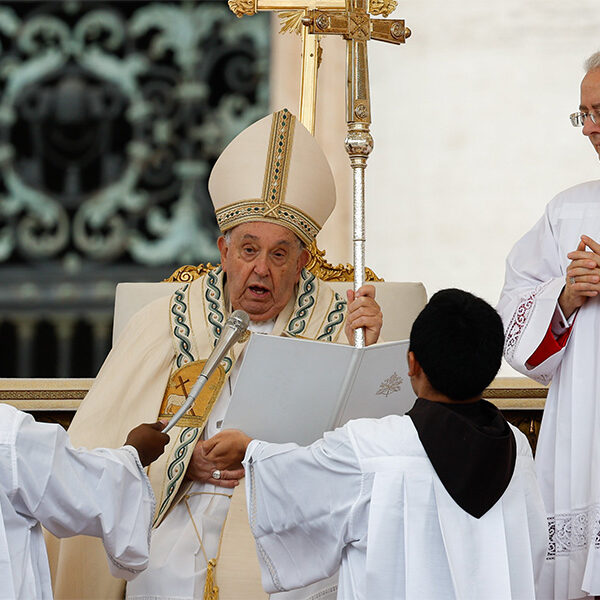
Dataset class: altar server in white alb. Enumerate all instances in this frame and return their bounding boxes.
[498,51,600,599]
[205,289,548,600]
[0,403,169,600]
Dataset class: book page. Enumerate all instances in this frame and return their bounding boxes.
[335,339,415,426]
[223,336,416,445]
[224,334,356,445]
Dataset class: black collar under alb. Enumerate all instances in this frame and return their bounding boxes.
[407,397,516,518]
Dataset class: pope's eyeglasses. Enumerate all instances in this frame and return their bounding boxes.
[570,110,600,127]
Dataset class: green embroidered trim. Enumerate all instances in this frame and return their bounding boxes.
[171,284,195,368]
[156,427,199,521]
[317,291,348,341]
[204,266,232,373]
[160,285,201,522]
[286,269,316,337]
[205,266,225,338]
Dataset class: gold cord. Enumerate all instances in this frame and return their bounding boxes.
[184,492,233,600]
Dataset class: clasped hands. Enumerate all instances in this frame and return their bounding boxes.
[185,430,252,488]
[560,234,600,319]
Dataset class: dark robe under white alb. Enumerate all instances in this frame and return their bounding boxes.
[243,400,548,600]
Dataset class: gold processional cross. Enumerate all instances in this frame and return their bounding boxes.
[229,0,411,347]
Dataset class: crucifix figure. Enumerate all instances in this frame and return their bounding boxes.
[229,0,410,346]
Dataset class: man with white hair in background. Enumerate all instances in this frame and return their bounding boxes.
[50,108,383,600]
[498,51,600,599]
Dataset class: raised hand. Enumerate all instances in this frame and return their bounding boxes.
[344,284,383,346]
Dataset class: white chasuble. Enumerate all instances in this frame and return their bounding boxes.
[244,415,548,600]
[50,266,348,600]
[126,317,275,600]
[0,404,154,600]
[497,180,600,599]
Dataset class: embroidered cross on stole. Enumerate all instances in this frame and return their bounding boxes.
[151,270,237,526]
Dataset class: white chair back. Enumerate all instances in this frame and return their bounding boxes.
[113,280,427,345]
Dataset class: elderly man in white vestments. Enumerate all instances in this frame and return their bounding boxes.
[498,51,600,600]
[0,403,169,600]
[204,289,548,600]
[49,108,383,600]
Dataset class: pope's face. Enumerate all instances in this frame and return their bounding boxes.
[580,68,600,157]
[217,222,310,322]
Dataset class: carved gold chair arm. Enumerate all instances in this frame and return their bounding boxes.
[164,263,220,283]
[164,241,383,283]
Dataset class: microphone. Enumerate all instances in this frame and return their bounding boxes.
[163,310,250,433]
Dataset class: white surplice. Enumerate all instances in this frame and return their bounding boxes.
[497,180,600,599]
[243,414,548,600]
[0,403,155,600]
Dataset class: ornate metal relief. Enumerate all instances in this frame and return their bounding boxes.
[305,241,383,282]
[369,0,398,18]
[0,1,270,268]
[165,261,219,283]
[0,1,270,377]
[277,10,305,35]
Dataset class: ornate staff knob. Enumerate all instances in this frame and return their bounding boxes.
[345,123,374,161]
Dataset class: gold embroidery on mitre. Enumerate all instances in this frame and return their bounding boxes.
[213,108,323,245]
[262,108,295,212]
[215,199,320,246]
[159,360,226,428]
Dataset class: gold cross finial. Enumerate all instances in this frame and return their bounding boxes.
[228,0,409,132]
[228,0,411,347]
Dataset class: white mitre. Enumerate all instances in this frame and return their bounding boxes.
[208,108,336,246]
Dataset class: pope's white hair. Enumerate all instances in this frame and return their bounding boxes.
[585,51,600,73]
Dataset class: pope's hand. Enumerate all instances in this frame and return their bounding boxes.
[560,235,600,319]
[185,438,244,488]
[345,284,383,346]
[203,429,253,471]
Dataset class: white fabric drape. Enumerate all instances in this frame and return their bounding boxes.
[244,414,548,600]
[497,180,600,599]
[0,403,155,600]
[126,319,275,600]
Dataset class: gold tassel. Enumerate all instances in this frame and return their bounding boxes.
[203,558,219,600]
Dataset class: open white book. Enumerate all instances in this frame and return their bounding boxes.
[223,335,415,445]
